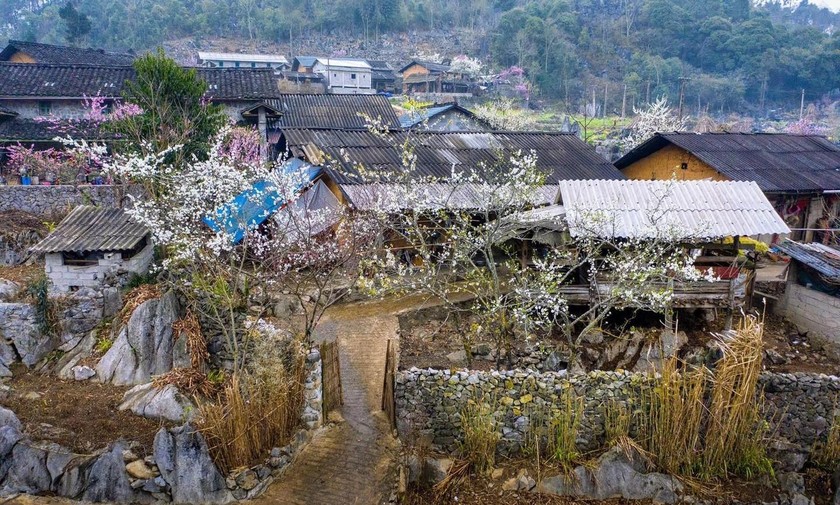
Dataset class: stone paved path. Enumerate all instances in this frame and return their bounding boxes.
[253,313,399,505]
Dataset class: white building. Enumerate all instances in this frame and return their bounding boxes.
[311,58,375,95]
[198,51,289,70]
[31,206,153,292]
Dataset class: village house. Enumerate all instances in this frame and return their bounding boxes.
[197,51,289,70]
[0,39,135,65]
[366,60,397,93]
[399,60,475,97]
[30,206,153,292]
[505,179,790,316]
[614,132,840,243]
[399,103,490,131]
[291,57,374,95]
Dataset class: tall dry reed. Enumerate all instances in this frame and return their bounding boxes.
[199,349,306,474]
[549,386,583,469]
[459,399,501,474]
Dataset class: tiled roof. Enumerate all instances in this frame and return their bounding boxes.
[0,40,135,65]
[267,94,401,130]
[0,117,111,142]
[282,129,625,185]
[0,63,280,100]
[555,179,790,239]
[615,132,840,193]
[30,206,149,254]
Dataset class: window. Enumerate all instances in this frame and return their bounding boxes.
[218,61,224,67]
[38,101,51,115]
[251,62,255,68]
[351,73,357,79]
[235,61,240,67]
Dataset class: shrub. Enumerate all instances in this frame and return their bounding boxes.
[549,386,583,469]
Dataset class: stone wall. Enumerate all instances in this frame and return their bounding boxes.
[777,281,840,346]
[0,185,143,217]
[395,368,840,460]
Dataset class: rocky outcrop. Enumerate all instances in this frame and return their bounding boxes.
[54,331,96,380]
[119,383,195,423]
[82,442,141,503]
[96,291,181,386]
[536,446,682,503]
[154,424,233,504]
[0,303,49,367]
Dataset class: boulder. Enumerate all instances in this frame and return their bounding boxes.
[778,472,805,495]
[54,331,96,380]
[2,441,52,494]
[633,330,688,373]
[0,279,20,301]
[96,291,180,386]
[154,424,232,504]
[536,446,681,504]
[119,382,195,423]
[422,458,452,485]
[0,406,22,431]
[55,455,95,498]
[1,303,53,367]
[82,441,139,502]
[446,350,467,364]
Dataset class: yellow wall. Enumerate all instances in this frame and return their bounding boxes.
[8,51,36,63]
[401,64,429,79]
[621,144,728,182]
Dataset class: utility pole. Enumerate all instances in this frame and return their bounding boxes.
[677,77,690,121]
[621,83,627,119]
[592,87,596,116]
[800,89,805,120]
[645,80,651,104]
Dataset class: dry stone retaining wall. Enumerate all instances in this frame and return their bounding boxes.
[395,368,840,458]
[0,185,143,217]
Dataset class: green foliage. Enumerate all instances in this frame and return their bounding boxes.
[26,275,58,337]
[57,2,90,45]
[116,50,226,171]
[125,271,159,290]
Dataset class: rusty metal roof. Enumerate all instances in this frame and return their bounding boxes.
[775,240,840,281]
[557,179,791,239]
[267,95,401,130]
[615,132,840,193]
[30,206,149,254]
[282,129,624,184]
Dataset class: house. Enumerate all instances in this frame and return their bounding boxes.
[197,51,288,70]
[399,103,490,131]
[774,240,840,345]
[291,57,374,94]
[267,94,401,131]
[367,60,397,93]
[614,133,840,242]
[30,206,153,292]
[0,63,281,163]
[0,40,134,65]
[277,129,625,210]
[399,60,474,96]
[506,179,790,311]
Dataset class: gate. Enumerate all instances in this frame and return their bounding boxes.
[382,339,397,429]
[320,341,343,415]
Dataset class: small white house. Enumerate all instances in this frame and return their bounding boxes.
[30,206,153,292]
[198,51,289,70]
[311,58,375,94]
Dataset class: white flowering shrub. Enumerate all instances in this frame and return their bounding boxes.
[623,97,688,150]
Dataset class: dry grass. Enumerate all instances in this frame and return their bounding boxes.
[603,400,632,447]
[173,310,209,369]
[153,367,217,397]
[702,315,772,480]
[459,399,501,474]
[548,386,583,469]
[198,350,307,474]
[118,284,162,326]
[813,411,840,470]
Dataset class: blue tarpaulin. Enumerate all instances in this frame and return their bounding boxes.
[203,158,321,244]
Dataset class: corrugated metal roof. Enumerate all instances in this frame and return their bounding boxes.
[267,94,401,130]
[198,52,289,65]
[615,133,840,193]
[339,183,557,210]
[557,179,791,239]
[283,129,624,184]
[775,240,840,281]
[399,104,480,129]
[30,206,149,254]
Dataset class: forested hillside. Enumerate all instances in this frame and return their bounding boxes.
[2,0,839,112]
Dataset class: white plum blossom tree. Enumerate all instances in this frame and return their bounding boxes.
[623,97,688,150]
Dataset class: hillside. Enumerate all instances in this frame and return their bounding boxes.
[3,0,840,114]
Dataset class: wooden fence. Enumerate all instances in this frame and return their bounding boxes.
[382,338,397,430]
[320,341,342,415]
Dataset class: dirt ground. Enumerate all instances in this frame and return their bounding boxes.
[1,364,171,456]
[0,264,43,288]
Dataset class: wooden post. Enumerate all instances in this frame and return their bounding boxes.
[621,84,627,119]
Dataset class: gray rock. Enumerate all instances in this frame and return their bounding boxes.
[55,455,95,498]
[235,469,258,491]
[55,331,96,380]
[3,441,52,494]
[472,343,492,356]
[45,444,76,487]
[82,441,139,502]
[1,303,54,367]
[405,455,421,484]
[102,287,123,319]
[96,291,180,385]
[765,349,788,365]
[789,494,814,505]
[769,439,808,472]
[422,457,452,485]
[778,472,805,495]
[446,350,467,364]
[0,425,23,462]
[0,406,22,431]
[0,279,20,302]
[154,424,232,504]
[0,336,17,368]
[0,363,10,378]
[73,365,96,381]
[119,382,195,423]
[543,351,567,372]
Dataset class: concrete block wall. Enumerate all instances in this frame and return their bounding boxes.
[46,242,153,292]
[778,282,840,346]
